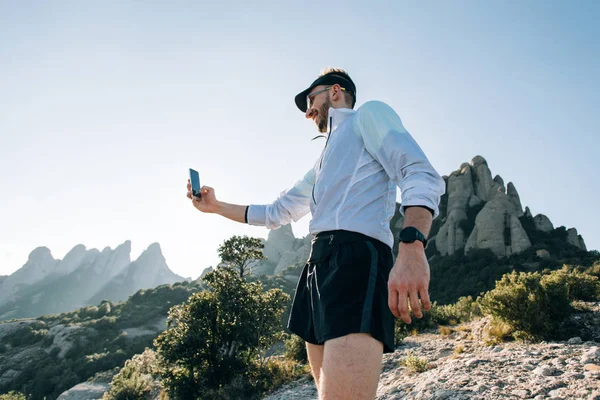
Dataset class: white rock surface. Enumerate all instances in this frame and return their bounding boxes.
[266,318,600,400]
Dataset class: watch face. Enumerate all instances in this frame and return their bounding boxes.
[400,227,418,242]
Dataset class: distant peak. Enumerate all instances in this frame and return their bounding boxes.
[28,247,54,261]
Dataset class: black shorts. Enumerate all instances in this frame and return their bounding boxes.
[287,230,396,353]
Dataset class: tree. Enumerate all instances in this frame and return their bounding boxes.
[154,267,289,398]
[218,235,266,279]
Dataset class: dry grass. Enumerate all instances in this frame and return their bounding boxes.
[400,351,428,374]
[484,319,513,346]
[438,325,453,336]
[453,345,465,357]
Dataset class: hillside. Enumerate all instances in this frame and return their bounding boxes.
[0,282,201,399]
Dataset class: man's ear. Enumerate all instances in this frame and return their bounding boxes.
[331,84,341,101]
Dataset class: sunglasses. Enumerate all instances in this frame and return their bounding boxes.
[307,86,347,110]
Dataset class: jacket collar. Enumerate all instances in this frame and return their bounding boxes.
[327,107,356,134]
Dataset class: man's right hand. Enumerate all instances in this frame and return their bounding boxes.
[187,180,219,213]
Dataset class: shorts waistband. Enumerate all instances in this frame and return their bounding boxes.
[313,229,388,249]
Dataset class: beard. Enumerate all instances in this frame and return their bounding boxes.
[316,94,331,133]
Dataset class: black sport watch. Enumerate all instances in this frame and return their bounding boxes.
[399,227,428,248]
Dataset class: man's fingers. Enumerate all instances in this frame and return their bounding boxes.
[409,290,422,319]
[388,288,400,319]
[398,289,411,324]
[420,287,431,311]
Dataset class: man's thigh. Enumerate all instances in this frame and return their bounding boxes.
[306,342,324,386]
[320,333,383,400]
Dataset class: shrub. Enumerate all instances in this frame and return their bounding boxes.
[0,392,27,400]
[400,351,428,373]
[479,271,572,340]
[154,267,289,398]
[103,349,159,400]
[544,266,600,301]
[284,334,307,363]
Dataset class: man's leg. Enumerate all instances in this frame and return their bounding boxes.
[306,342,324,388]
[320,333,383,400]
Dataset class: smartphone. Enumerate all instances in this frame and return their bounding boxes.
[189,168,202,199]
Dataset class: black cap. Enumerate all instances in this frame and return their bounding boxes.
[294,73,356,113]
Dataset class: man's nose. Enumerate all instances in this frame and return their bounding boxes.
[305,107,315,119]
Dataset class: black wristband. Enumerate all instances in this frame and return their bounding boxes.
[403,205,434,217]
[244,206,249,224]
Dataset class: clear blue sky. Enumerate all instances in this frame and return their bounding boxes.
[1,1,598,279]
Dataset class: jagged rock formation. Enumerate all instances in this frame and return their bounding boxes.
[87,243,183,304]
[567,228,587,251]
[432,156,587,259]
[0,247,58,304]
[436,156,531,258]
[465,196,532,257]
[252,224,311,276]
[0,242,185,321]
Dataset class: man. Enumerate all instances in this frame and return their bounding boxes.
[186,68,445,399]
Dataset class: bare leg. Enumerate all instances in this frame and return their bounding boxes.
[320,333,383,399]
[306,342,324,388]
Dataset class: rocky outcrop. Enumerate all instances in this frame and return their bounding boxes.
[471,156,494,202]
[534,214,554,232]
[437,166,474,256]
[567,228,587,251]
[436,156,532,258]
[56,381,109,400]
[465,196,532,257]
[507,182,524,216]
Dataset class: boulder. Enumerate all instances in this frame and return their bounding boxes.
[536,249,551,259]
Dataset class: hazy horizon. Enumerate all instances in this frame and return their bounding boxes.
[1,1,599,279]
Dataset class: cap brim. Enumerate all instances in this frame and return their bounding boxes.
[294,87,312,113]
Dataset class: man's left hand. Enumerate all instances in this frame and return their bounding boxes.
[388,242,431,324]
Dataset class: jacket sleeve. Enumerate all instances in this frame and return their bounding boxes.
[246,168,315,229]
[355,101,446,218]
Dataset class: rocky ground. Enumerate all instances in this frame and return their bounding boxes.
[265,317,600,400]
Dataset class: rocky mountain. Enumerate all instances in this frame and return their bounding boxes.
[0,247,59,305]
[434,156,586,258]
[0,276,6,285]
[0,242,186,321]
[88,243,183,305]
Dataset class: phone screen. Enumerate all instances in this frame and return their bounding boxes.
[189,168,202,198]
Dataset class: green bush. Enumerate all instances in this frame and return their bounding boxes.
[154,267,289,398]
[544,266,600,301]
[103,349,159,400]
[479,271,572,340]
[284,334,307,363]
[0,392,27,400]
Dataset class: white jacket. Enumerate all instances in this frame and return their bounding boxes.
[247,101,446,249]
